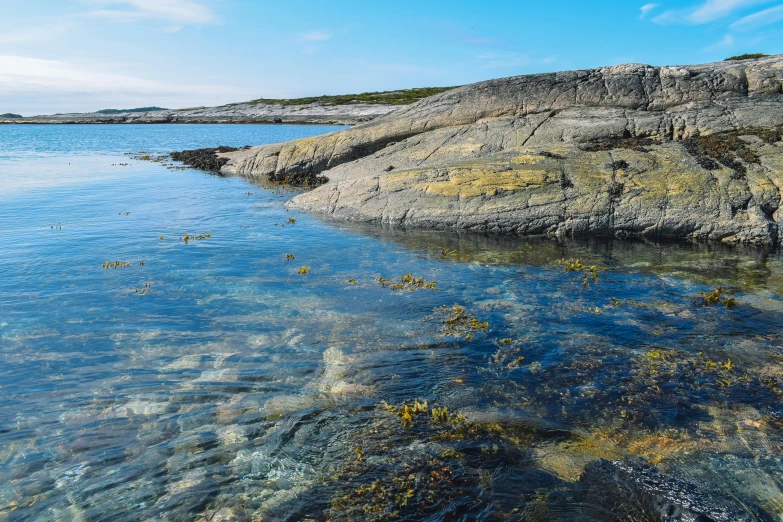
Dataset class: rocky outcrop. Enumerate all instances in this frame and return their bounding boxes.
[1,102,398,125]
[222,55,783,245]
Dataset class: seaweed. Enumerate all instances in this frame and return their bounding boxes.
[102,261,131,269]
[169,146,243,172]
[557,258,607,288]
[682,132,759,176]
[607,160,629,171]
[580,136,657,153]
[693,287,737,309]
[376,273,437,291]
[182,233,211,244]
[285,254,295,261]
[606,181,625,199]
[434,304,489,338]
[298,266,310,274]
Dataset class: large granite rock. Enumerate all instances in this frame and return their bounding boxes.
[223,56,783,244]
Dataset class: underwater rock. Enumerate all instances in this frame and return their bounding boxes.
[575,458,774,521]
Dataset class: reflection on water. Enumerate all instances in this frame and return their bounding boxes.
[1,125,782,521]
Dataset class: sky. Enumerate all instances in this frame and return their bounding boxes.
[1,0,781,115]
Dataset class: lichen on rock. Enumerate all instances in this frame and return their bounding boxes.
[221,55,783,245]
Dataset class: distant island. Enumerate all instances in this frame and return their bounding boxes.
[94,107,168,114]
[0,113,22,118]
[0,88,454,125]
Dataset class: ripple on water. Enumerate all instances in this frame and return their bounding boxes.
[1,125,783,520]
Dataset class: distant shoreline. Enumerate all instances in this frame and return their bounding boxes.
[0,120,354,125]
[1,88,455,127]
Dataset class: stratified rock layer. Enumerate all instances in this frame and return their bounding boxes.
[222,56,783,244]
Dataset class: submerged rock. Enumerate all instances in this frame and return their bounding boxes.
[574,458,773,521]
[222,55,783,244]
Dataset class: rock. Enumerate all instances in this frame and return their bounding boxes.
[170,146,245,172]
[573,458,774,521]
[221,55,783,244]
[5,102,401,125]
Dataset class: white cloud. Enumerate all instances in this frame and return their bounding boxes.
[703,33,735,50]
[299,30,332,41]
[731,3,783,28]
[653,0,773,23]
[0,23,72,45]
[85,0,214,24]
[477,52,554,69]
[0,55,250,114]
[639,3,660,19]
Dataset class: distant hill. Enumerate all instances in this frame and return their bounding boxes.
[0,113,23,118]
[239,87,456,107]
[95,107,168,114]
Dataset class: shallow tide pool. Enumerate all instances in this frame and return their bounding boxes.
[1,124,783,521]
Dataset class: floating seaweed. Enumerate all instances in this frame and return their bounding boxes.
[347,278,357,284]
[298,266,310,275]
[557,258,607,288]
[375,273,437,292]
[133,282,153,295]
[182,233,211,244]
[102,261,131,269]
[285,254,295,261]
[440,248,457,257]
[433,304,489,339]
[286,217,296,225]
[693,287,737,309]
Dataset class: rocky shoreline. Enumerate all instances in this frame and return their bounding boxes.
[0,102,398,125]
[215,55,783,245]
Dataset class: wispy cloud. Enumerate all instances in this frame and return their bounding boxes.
[299,30,332,41]
[0,55,248,113]
[0,23,72,44]
[85,0,214,24]
[652,0,774,24]
[639,3,660,19]
[731,3,783,28]
[477,52,555,69]
[703,33,735,50]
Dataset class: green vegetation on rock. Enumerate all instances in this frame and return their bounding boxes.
[96,107,167,114]
[725,53,769,61]
[244,87,456,107]
[0,113,23,118]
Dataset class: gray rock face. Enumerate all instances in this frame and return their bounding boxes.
[225,56,783,244]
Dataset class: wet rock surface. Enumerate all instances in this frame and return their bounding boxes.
[170,146,246,172]
[575,459,773,521]
[222,55,783,245]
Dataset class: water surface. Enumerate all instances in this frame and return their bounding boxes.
[1,124,782,521]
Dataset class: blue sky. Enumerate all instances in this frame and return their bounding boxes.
[1,0,781,115]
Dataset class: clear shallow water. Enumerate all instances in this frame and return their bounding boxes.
[1,124,783,521]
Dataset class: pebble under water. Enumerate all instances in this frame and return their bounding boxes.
[1,124,783,521]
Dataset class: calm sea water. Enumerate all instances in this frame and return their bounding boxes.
[1,124,783,521]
